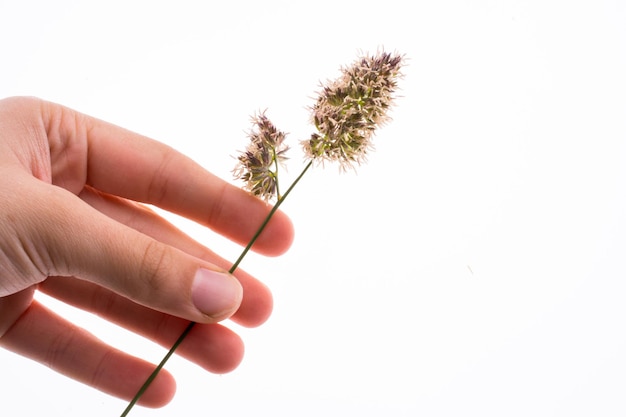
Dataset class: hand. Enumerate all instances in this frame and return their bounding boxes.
[0,97,293,407]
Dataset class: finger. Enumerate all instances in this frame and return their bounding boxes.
[19,177,242,324]
[39,276,244,373]
[79,186,273,327]
[0,299,176,407]
[39,98,294,256]
[0,287,35,337]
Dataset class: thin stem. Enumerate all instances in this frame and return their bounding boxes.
[120,160,313,417]
[119,323,195,417]
[272,147,281,200]
[229,160,312,273]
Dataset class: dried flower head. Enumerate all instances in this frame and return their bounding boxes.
[302,51,404,169]
[233,112,289,201]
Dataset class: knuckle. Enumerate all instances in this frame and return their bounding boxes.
[138,239,171,294]
[0,190,60,295]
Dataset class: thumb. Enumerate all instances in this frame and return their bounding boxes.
[17,181,243,323]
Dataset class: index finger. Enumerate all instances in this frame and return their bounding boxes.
[41,99,294,256]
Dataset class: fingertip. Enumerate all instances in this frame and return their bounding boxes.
[231,276,274,328]
[210,330,245,374]
[254,209,295,257]
[135,369,177,408]
[183,323,245,374]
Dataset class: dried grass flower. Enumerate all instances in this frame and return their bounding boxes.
[233,111,289,201]
[303,51,404,169]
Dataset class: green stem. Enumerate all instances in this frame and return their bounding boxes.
[229,160,312,273]
[272,147,281,200]
[119,323,194,417]
[120,160,313,417]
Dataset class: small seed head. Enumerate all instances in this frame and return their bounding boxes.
[233,112,289,201]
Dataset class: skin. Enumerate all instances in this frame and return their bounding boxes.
[0,96,294,407]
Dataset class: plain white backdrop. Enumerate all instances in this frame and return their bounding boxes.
[1,1,626,416]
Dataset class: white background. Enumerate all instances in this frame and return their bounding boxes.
[1,1,626,416]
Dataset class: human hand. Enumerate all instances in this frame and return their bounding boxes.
[0,97,293,407]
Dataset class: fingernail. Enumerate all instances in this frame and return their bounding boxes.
[192,268,243,319]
